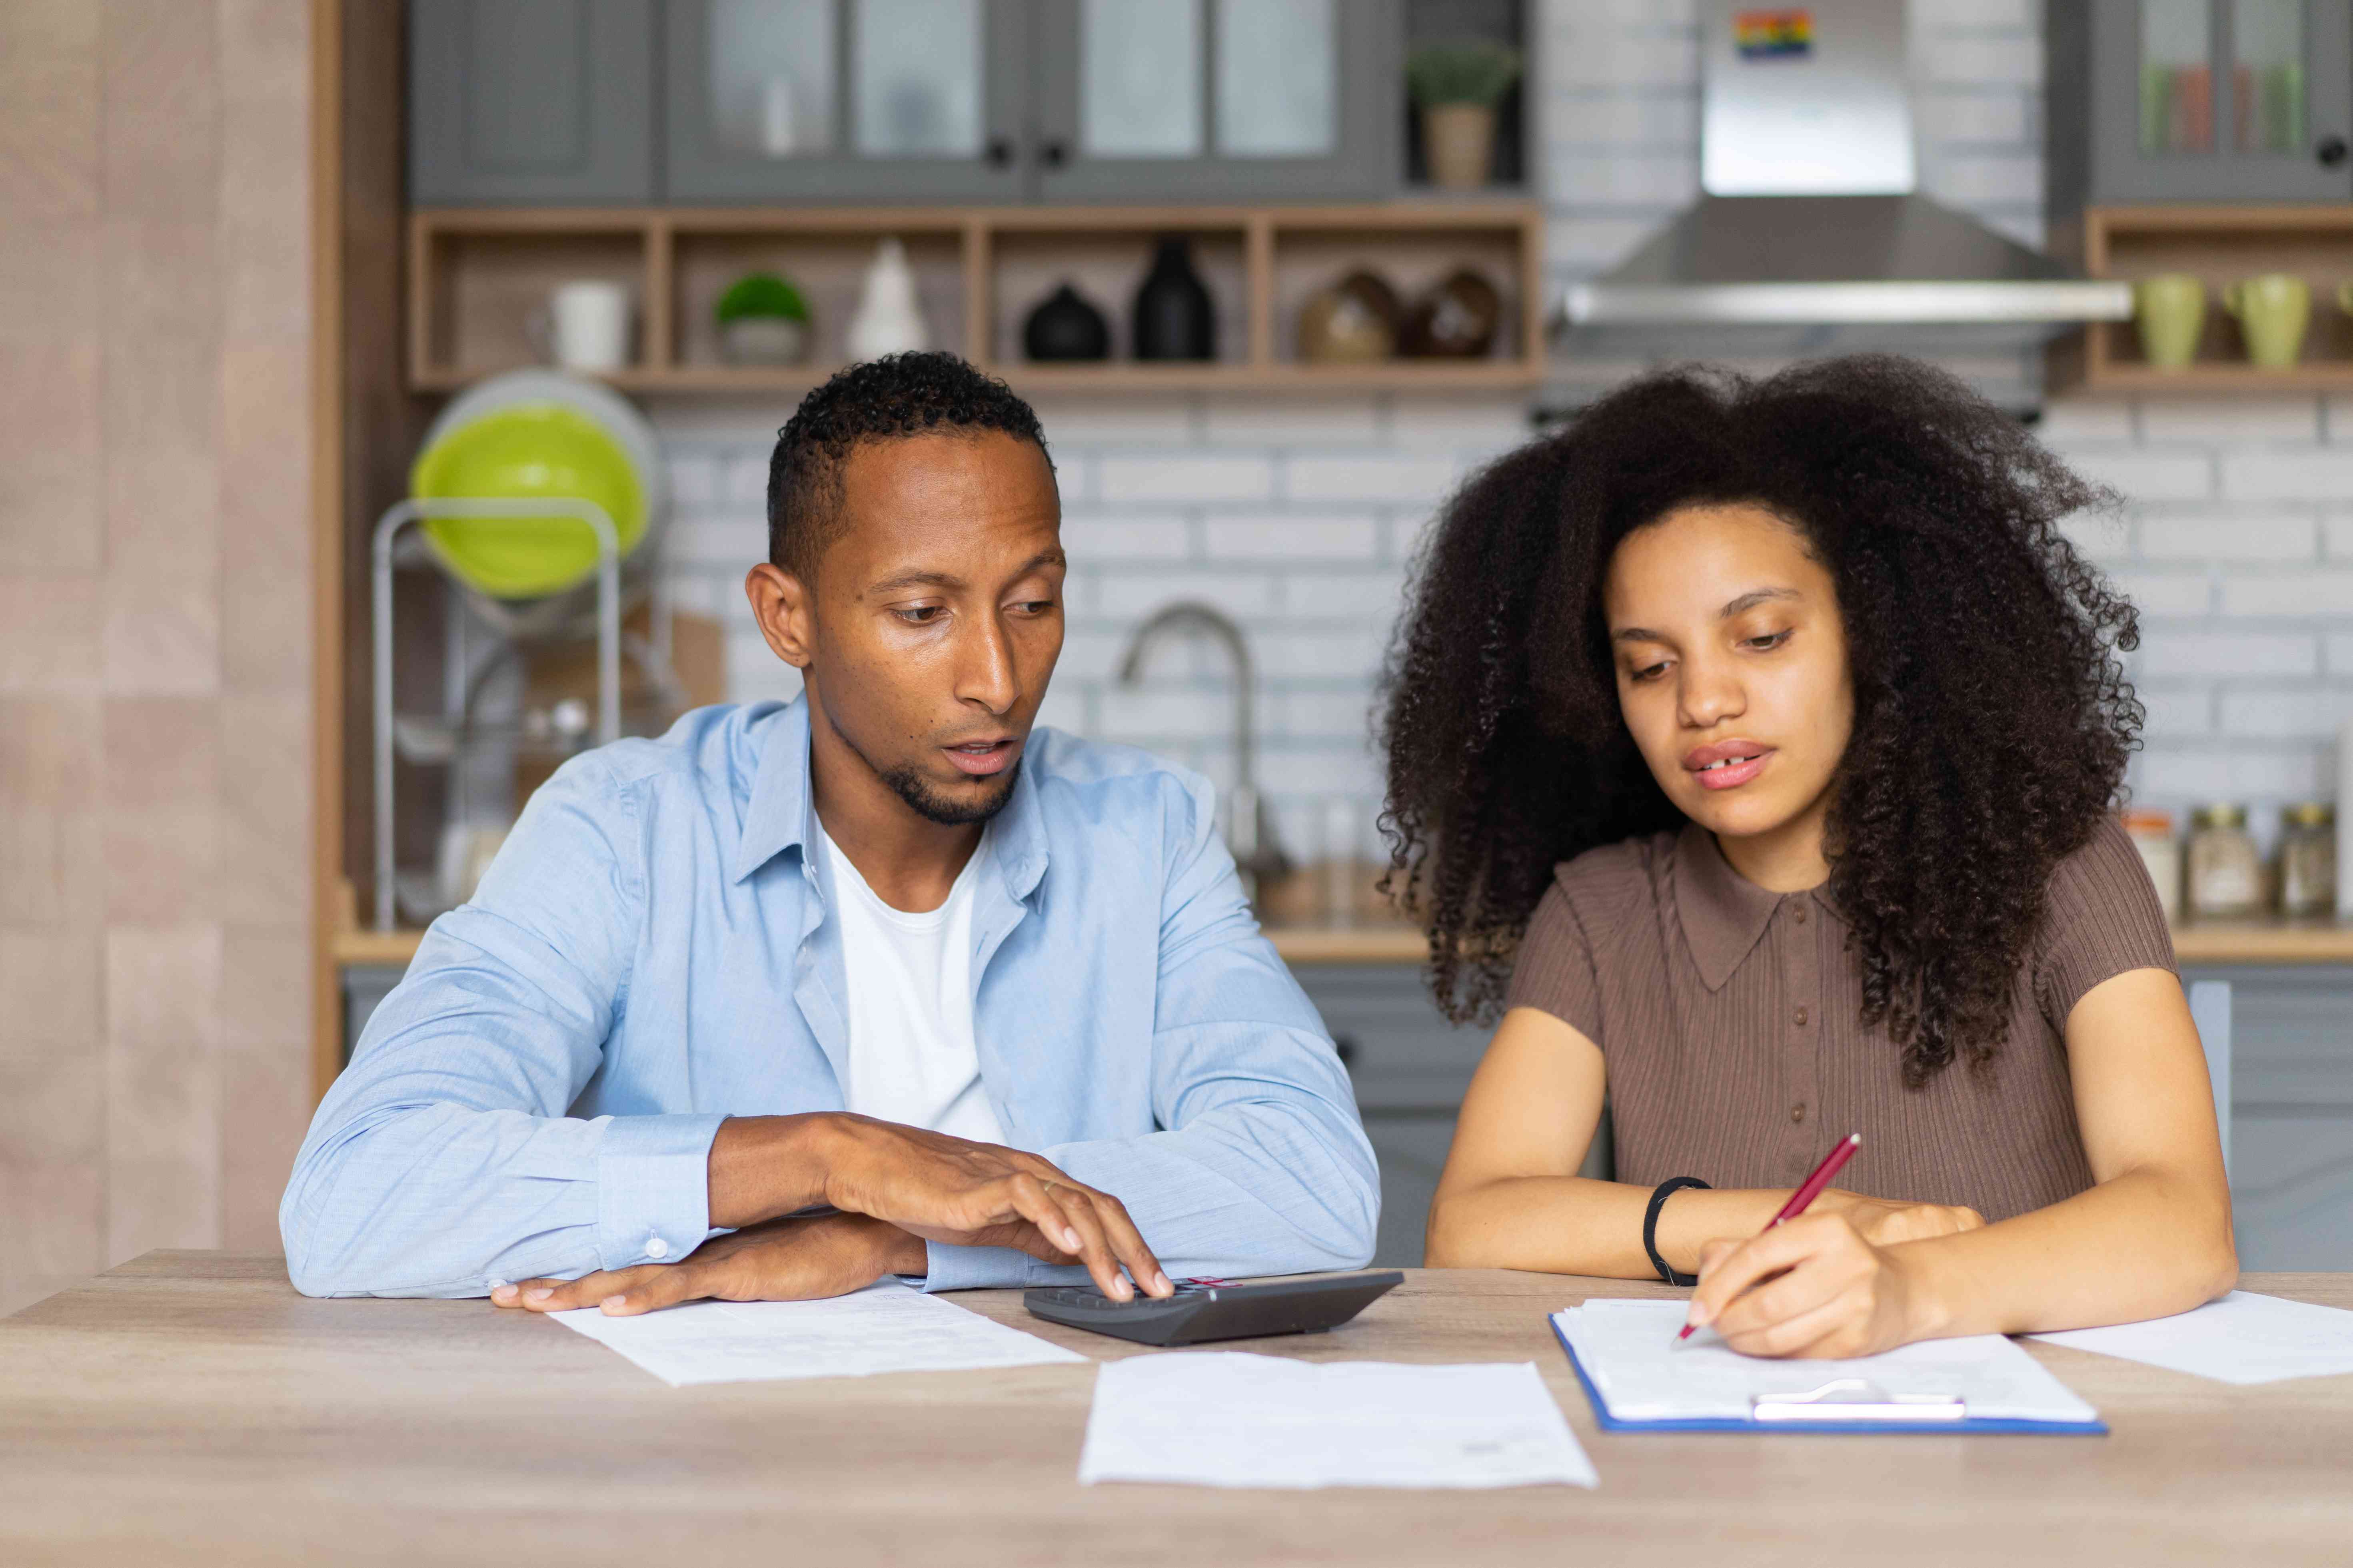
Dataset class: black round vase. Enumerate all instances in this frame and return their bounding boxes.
[1022,282,1111,361]
[1131,236,1216,361]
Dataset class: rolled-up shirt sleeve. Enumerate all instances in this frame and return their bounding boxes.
[280,757,722,1298]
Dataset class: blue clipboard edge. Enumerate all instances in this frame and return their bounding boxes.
[1547,1312,2109,1436]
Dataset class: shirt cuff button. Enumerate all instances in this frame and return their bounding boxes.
[645,1237,670,1260]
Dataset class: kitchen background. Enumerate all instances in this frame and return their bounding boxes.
[4,0,2351,1318]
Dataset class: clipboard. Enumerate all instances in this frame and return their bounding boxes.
[1548,1315,2110,1436]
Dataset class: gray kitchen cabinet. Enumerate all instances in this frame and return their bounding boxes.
[2182,964,2353,1269]
[1030,0,1401,202]
[661,0,1032,203]
[2050,0,2353,206]
[409,0,658,204]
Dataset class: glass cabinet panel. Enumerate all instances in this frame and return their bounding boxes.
[853,0,984,156]
[2233,0,2307,153]
[1215,0,1337,158]
[705,0,837,158]
[2139,0,2215,154]
[1080,0,1203,157]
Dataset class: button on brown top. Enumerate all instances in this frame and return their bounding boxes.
[1504,818,2176,1223]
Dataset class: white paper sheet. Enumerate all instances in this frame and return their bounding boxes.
[551,1280,1088,1387]
[2029,1291,2353,1385]
[1077,1352,1598,1490]
[1556,1298,2099,1424]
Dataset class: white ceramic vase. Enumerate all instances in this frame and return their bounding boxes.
[846,237,931,361]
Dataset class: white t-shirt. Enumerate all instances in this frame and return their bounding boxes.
[813,823,1008,1145]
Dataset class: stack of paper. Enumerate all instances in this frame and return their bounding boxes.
[1078,1352,1598,1490]
[2031,1291,2353,1384]
[1556,1298,2101,1426]
[552,1280,1088,1387]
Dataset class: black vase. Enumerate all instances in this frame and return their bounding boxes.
[1131,236,1216,361]
[1022,282,1111,361]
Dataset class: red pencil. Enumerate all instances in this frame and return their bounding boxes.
[1676,1132,1862,1342]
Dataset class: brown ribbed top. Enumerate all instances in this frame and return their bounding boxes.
[1504,816,2176,1222]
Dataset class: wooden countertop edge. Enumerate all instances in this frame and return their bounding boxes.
[328,921,2353,968]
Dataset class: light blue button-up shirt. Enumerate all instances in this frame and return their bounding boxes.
[283,698,1378,1297]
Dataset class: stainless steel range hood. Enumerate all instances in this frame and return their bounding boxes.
[1560,0,2131,354]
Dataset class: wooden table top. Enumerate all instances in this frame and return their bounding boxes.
[5,1255,2350,1566]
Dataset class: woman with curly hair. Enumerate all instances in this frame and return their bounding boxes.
[1388,355,2236,1358]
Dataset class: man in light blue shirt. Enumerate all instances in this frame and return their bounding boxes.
[284,353,1378,1313]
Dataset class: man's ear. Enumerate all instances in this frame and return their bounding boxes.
[744,562,815,670]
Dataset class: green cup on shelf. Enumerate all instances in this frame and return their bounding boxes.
[2223,273,2310,368]
[2133,273,2206,370]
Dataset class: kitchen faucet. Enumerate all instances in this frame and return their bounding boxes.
[1115,601,1292,902]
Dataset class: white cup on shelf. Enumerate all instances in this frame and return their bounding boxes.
[535,280,633,373]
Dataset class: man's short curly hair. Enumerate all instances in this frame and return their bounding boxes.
[1378,355,2142,1089]
[765,351,1054,577]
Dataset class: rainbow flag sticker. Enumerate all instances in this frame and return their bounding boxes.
[1734,8,1814,60]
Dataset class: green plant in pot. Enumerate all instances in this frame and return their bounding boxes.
[1407,40,1522,191]
[716,271,812,366]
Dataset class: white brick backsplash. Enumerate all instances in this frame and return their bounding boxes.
[665,453,721,507]
[1095,687,1241,744]
[1278,570,1409,619]
[2219,573,2353,616]
[2139,511,2317,561]
[1095,570,1278,621]
[2136,684,2214,738]
[2325,517,2353,559]
[2219,687,2353,739]
[2137,631,2319,679]
[2057,511,2133,565]
[1201,396,1378,446]
[2131,746,2326,803]
[724,633,803,705]
[2328,633,2353,674]
[2219,450,2353,501]
[1912,88,2032,145]
[1028,394,1200,447]
[2035,399,2135,445]
[1542,34,1696,90]
[1544,92,1699,148]
[1203,516,1378,562]
[1246,744,1382,797]
[1914,33,2041,87]
[1386,393,1532,447]
[1924,0,2036,28]
[724,455,770,507]
[1053,630,1130,682]
[1061,513,1191,562]
[2138,396,2322,444]
[670,513,768,566]
[2065,450,2215,501]
[1285,453,1457,505]
[1545,216,1664,274]
[1271,686,1380,744]
[1032,685,1088,737]
[1917,152,2039,208]
[1258,627,1391,679]
[1551,153,1703,208]
[2111,572,2213,616]
[1098,453,1273,504]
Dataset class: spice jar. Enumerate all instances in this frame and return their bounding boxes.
[2120,808,2182,924]
[2187,804,2263,920]
[2278,802,2337,918]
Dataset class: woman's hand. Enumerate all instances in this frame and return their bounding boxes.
[490,1212,924,1317]
[1810,1189,1985,1247]
[1684,1212,1943,1359]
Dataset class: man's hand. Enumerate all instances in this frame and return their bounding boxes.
[1683,1212,1939,1359]
[489,1213,924,1317]
[817,1115,1172,1301]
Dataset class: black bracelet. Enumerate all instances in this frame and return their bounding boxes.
[1644,1177,1712,1287]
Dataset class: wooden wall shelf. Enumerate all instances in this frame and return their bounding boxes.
[2051,204,2353,395]
[407,203,1546,397]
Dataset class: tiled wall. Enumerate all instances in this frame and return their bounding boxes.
[0,0,314,1317]
[652,0,2349,860]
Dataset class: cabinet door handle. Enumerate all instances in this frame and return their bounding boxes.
[2318,135,2348,168]
[985,136,1014,168]
[1039,138,1069,170]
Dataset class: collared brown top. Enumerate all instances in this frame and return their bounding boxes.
[1504,816,2176,1222]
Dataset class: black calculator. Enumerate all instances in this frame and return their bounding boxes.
[1022,1271,1404,1347]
